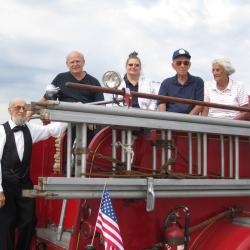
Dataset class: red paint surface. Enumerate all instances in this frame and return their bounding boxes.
[30,127,250,249]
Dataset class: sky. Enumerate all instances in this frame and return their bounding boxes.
[0,0,250,123]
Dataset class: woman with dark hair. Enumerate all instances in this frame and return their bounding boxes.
[120,51,158,110]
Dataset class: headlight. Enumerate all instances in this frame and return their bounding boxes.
[102,71,121,89]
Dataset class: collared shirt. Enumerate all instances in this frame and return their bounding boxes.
[0,120,67,191]
[105,75,159,110]
[204,79,249,119]
[121,75,159,110]
[158,73,204,113]
[44,71,104,103]
[123,75,140,108]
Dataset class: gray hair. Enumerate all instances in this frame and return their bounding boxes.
[212,58,235,76]
[66,51,85,63]
[8,98,26,108]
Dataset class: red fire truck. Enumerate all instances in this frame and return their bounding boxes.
[26,80,250,250]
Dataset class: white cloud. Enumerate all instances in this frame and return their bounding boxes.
[0,103,9,124]
[203,0,235,33]
[0,0,249,123]
[128,0,199,29]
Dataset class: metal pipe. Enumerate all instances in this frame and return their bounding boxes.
[220,135,225,177]
[81,123,87,176]
[41,109,250,138]
[37,176,250,188]
[167,130,172,171]
[152,144,157,172]
[32,101,250,129]
[121,130,126,163]
[235,136,239,180]
[203,133,207,176]
[188,132,193,175]
[34,190,250,199]
[58,123,72,240]
[126,129,132,171]
[56,199,67,241]
[229,136,233,178]
[112,129,117,171]
[197,133,202,175]
[88,98,123,105]
[161,130,166,165]
[66,123,72,178]
[75,124,81,177]
[65,82,250,113]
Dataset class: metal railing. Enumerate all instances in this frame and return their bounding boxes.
[24,101,250,200]
[27,89,250,241]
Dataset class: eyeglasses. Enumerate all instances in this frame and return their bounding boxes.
[12,105,26,111]
[128,63,140,67]
[175,60,190,66]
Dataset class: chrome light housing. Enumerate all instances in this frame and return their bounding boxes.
[102,71,121,89]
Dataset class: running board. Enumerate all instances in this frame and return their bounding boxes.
[36,227,71,249]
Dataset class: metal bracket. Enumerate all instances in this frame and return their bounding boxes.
[73,147,88,155]
[146,177,155,212]
[123,88,132,107]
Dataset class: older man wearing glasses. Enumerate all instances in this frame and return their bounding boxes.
[0,98,67,250]
[158,48,204,115]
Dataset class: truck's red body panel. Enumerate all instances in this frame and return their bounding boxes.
[30,128,250,250]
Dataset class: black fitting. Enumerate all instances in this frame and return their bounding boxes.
[85,245,96,250]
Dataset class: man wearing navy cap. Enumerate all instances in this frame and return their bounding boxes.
[158,48,204,114]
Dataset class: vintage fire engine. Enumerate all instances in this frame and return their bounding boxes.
[26,72,250,250]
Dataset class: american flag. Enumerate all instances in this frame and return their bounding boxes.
[96,187,124,250]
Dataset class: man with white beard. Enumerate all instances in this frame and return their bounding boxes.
[0,98,67,250]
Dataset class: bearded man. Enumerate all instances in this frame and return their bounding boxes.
[0,98,67,250]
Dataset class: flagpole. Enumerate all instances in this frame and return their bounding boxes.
[90,181,107,246]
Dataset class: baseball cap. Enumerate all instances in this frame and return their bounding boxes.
[172,49,191,60]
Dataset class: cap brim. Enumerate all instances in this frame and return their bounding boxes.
[173,54,191,60]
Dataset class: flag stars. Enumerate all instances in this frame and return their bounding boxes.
[101,189,118,222]
[96,187,124,250]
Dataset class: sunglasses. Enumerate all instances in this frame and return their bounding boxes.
[128,63,140,67]
[12,105,26,111]
[175,60,190,66]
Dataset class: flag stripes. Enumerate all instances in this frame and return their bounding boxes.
[95,187,124,250]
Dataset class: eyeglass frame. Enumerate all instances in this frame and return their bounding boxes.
[127,63,140,67]
[174,60,190,66]
[11,105,27,111]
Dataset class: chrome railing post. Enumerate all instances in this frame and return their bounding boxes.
[167,130,172,171]
[112,129,117,171]
[188,132,193,174]
[161,130,166,166]
[66,123,72,177]
[197,133,202,175]
[229,136,233,178]
[203,133,207,176]
[126,129,132,171]
[235,136,239,180]
[121,130,126,163]
[220,135,225,177]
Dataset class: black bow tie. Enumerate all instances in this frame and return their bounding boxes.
[12,125,26,132]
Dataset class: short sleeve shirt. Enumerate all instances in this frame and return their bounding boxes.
[204,79,249,119]
[44,71,104,103]
[158,73,204,113]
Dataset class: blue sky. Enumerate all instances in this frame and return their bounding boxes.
[1,0,250,122]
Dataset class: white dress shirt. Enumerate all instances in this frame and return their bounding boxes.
[0,120,67,192]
